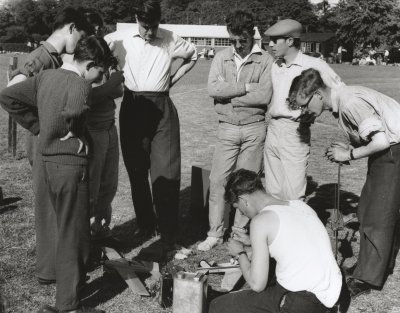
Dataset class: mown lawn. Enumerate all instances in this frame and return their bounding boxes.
[1,54,400,312]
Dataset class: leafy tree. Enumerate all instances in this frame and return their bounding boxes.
[331,0,400,48]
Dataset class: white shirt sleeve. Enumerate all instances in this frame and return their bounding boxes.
[172,34,197,61]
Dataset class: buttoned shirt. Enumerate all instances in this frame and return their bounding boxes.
[269,51,343,119]
[233,44,262,81]
[104,26,197,92]
[331,85,400,146]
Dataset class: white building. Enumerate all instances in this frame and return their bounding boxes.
[116,23,262,48]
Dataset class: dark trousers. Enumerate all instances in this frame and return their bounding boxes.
[30,135,57,281]
[44,161,90,311]
[353,144,400,287]
[209,283,328,313]
[119,90,180,242]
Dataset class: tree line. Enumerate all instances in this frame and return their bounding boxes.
[0,0,399,51]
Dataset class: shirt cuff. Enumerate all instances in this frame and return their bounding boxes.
[359,117,384,141]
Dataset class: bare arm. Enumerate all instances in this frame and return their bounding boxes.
[170,59,196,87]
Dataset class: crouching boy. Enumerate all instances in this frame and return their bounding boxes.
[209,169,342,313]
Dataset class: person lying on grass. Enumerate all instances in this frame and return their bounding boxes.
[288,67,400,299]
[209,169,342,313]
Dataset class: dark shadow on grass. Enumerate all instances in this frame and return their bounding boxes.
[0,196,21,208]
[306,180,359,225]
[0,205,18,215]
[81,272,127,308]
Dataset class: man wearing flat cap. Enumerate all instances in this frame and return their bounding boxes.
[263,19,343,201]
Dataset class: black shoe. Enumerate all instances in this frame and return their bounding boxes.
[346,277,371,299]
[37,305,105,313]
[37,305,58,313]
[137,239,175,262]
[38,278,56,285]
[133,227,156,238]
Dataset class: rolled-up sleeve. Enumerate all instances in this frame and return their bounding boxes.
[173,34,197,61]
[317,60,344,89]
[342,98,385,142]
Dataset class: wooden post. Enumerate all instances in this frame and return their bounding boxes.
[7,55,18,157]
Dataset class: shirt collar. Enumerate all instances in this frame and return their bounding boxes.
[278,50,303,67]
[61,62,82,76]
[132,24,162,40]
[231,43,262,61]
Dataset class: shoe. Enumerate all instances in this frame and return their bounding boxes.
[37,305,57,313]
[37,305,105,313]
[133,227,156,238]
[38,278,56,285]
[138,239,175,262]
[197,237,223,251]
[346,277,371,299]
[91,223,112,239]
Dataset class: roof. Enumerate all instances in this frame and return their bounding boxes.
[116,23,262,40]
[300,32,336,42]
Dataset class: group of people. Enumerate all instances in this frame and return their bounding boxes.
[1,0,400,312]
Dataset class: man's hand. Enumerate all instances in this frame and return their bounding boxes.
[60,131,88,155]
[232,227,251,246]
[227,239,245,257]
[325,142,351,163]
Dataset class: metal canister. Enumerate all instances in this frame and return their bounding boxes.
[172,271,208,313]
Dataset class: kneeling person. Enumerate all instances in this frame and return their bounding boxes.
[209,169,342,313]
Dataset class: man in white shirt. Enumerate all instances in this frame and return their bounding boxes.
[209,169,342,313]
[264,19,343,201]
[104,0,197,259]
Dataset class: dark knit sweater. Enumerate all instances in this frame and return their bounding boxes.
[88,72,124,130]
[0,68,92,165]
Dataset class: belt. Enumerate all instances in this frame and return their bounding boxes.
[124,88,169,97]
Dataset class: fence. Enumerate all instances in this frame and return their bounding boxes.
[7,56,18,157]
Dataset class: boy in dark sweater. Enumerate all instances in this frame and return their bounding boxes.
[0,36,109,313]
[7,7,95,286]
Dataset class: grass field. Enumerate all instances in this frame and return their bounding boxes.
[1,54,400,313]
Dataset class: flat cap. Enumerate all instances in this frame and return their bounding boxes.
[264,19,302,38]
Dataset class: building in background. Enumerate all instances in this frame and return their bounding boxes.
[116,23,262,50]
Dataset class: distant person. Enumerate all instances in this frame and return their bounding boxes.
[209,47,215,58]
[0,36,109,313]
[209,169,342,313]
[197,10,273,251]
[105,0,197,260]
[384,49,389,64]
[7,6,94,288]
[365,55,376,65]
[289,68,400,298]
[264,19,343,201]
[337,45,346,64]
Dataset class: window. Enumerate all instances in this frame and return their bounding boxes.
[215,38,230,47]
[315,42,321,53]
[301,42,306,53]
[306,42,312,52]
[191,37,212,46]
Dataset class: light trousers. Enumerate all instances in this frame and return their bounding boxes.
[208,121,266,238]
[264,118,310,200]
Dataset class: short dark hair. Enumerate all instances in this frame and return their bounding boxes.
[53,7,94,35]
[225,10,255,37]
[73,36,106,67]
[225,169,264,205]
[96,37,118,69]
[81,8,104,28]
[287,68,326,110]
[136,0,162,23]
